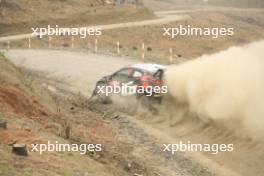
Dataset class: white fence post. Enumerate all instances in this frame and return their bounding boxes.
[142,42,145,59]
[95,39,98,53]
[71,36,74,49]
[117,41,120,54]
[28,37,31,49]
[169,47,173,63]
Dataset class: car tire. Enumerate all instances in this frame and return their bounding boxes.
[139,95,159,114]
[95,82,111,104]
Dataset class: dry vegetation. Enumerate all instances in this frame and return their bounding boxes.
[0,0,153,36]
[3,10,264,64]
[0,52,114,175]
[96,10,264,62]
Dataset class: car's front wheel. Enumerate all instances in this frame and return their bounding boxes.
[95,81,111,104]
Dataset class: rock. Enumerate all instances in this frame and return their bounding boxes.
[112,115,119,119]
[127,163,132,168]
[0,120,7,129]
[134,174,143,176]
[12,144,28,156]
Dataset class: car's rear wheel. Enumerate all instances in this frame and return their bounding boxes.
[138,94,159,114]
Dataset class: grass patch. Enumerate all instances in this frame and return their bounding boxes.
[0,162,16,175]
[63,171,73,176]
[22,169,33,176]
[0,51,5,59]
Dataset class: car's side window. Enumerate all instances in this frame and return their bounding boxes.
[132,70,143,78]
[114,68,133,77]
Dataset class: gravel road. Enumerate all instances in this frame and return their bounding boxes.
[4,49,137,95]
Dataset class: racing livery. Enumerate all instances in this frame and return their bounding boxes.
[91,63,166,110]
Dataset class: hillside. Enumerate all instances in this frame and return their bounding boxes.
[0,0,153,36]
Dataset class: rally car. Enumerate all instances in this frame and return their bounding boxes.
[91,63,166,109]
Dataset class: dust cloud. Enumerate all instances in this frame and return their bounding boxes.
[165,40,264,139]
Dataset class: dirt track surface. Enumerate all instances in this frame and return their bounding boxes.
[4,49,137,95]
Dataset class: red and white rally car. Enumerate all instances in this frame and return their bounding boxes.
[91,63,167,109]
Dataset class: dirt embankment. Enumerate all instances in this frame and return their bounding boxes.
[0,52,136,176]
[0,85,51,117]
[0,54,54,116]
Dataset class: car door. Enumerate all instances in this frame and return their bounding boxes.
[111,68,132,83]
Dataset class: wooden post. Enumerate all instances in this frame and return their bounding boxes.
[28,37,31,49]
[48,36,52,48]
[95,38,98,53]
[142,42,145,59]
[117,41,120,54]
[71,36,74,49]
[65,125,71,139]
[169,47,173,63]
